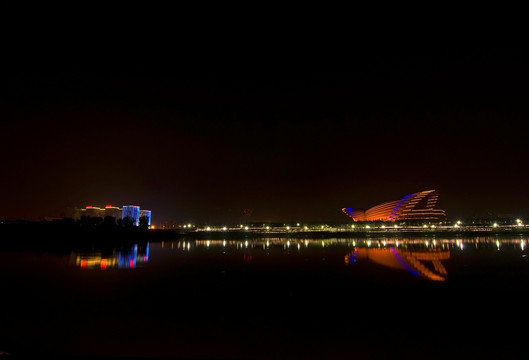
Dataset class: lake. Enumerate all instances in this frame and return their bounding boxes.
[1,236,528,359]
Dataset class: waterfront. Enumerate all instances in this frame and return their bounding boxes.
[1,236,528,359]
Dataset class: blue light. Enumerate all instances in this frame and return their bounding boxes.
[389,193,413,221]
[122,205,140,226]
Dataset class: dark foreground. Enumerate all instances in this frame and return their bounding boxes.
[0,236,528,359]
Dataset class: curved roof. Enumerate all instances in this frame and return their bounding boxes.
[342,190,446,222]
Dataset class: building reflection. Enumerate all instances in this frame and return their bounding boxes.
[74,243,149,270]
[345,247,449,281]
[166,237,527,277]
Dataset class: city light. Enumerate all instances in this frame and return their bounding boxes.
[343,190,445,222]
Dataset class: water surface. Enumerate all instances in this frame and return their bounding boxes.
[1,236,528,359]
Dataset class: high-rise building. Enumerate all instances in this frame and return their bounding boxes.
[140,210,152,226]
[122,206,141,226]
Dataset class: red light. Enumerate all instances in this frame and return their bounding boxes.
[134,206,138,208]
[86,206,93,208]
[130,259,134,268]
[81,260,87,269]
[100,259,107,270]
[105,205,112,208]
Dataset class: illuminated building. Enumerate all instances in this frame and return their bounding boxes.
[74,205,152,226]
[75,205,123,220]
[140,210,152,226]
[342,190,446,222]
[104,205,122,219]
[122,205,141,226]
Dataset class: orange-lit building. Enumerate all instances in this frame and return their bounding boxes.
[342,190,446,222]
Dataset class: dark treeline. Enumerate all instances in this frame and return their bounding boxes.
[0,216,183,252]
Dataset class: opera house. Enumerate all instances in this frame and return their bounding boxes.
[342,190,446,222]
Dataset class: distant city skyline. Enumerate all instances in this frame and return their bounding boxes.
[74,205,151,227]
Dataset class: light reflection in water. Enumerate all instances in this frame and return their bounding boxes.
[190,237,528,251]
[186,237,527,281]
[345,247,450,281]
[75,243,149,270]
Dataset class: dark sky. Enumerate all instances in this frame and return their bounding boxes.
[2,49,528,224]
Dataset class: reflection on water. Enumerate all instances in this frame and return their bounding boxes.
[345,248,450,281]
[74,243,149,270]
[187,236,529,251]
[71,237,528,282]
[2,235,529,358]
[172,237,528,282]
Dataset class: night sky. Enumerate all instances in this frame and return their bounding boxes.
[2,49,528,224]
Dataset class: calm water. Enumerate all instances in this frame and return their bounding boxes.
[1,236,528,359]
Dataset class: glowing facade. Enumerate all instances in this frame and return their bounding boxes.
[75,205,152,226]
[76,205,123,219]
[122,205,141,226]
[343,190,446,222]
[140,210,152,226]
